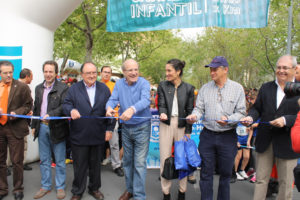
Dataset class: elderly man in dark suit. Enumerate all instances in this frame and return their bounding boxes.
[63,62,115,200]
[0,61,33,200]
[242,55,300,200]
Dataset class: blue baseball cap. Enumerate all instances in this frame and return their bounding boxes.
[205,56,229,68]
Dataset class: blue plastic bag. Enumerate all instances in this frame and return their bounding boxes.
[174,138,188,170]
[184,136,201,167]
[179,165,197,180]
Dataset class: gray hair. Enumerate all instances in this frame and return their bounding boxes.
[276,55,297,68]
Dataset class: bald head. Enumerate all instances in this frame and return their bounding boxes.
[122,59,139,85]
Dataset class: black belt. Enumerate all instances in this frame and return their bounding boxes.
[203,127,235,135]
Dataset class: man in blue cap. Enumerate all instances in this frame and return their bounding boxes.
[187,56,246,200]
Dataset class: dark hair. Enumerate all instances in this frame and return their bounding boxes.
[43,60,58,74]
[80,62,97,73]
[101,65,112,73]
[19,68,32,79]
[0,60,14,73]
[166,59,186,76]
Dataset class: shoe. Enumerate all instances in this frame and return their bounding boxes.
[88,190,104,200]
[163,193,170,200]
[0,194,7,200]
[34,189,51,199]
[70,195,81,200]
[250,173,256,183]
[6,167,11,176]
[187,175,196,184]
[178,191,185,200]
[57,189,66,199]
[114,167,124,177]
[51,163,56,168]
[23,164,32,171]
[238,170,249,179]
[14,192,24,200]
[247,168,255,177]
[101,158,110,166]
[119,191,133,200]
[236,172,244,181]
[230,173,237,183]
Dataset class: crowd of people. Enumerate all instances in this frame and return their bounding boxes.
[0,54,299,200]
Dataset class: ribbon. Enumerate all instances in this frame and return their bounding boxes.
[0,113,268,125]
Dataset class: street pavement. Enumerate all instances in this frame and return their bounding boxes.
[5,162,300,200]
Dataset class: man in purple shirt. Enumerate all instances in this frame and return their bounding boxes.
[31,61,69,199]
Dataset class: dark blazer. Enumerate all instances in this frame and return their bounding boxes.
[63,80,115,146]
[6,79,33,138]
[248,80,300,159]
[157,81,195,134]
[31,79,69,144]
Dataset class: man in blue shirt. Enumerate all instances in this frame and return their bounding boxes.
[106,59,151,200]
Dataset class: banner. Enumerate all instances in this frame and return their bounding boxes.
[147,110,203,168]
[107,0,270,32]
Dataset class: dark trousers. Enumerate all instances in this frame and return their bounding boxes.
[199,128,237,200]
[0,125,24,195]
[71,144,104,196]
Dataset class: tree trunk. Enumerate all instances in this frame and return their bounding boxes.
[60,54,69,75]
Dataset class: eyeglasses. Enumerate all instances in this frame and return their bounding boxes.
[83,71,97,75]
[217,88,222,102]
[276,66,293,71]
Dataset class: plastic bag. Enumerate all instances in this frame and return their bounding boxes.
[174,138,188,170]
[184,136,201,167]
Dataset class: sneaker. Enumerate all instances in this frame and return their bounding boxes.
[238,170,249,179]
[34,189,51,199]
[236,172,244,181]
[101,158,110,166]
[56,189,66,199]
[51,163,56,168]
[247,168,255,177]
[250,173,256,183]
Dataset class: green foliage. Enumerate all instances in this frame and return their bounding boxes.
[54,0,300,89]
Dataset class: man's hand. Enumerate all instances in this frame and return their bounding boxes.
[27,110,33,116]
[42,114,49,121]
[31,128,35,137]
[70,109,81,120]
[120,107,134,121]
[186,114,197,124]
[106,107,116,117]
[216,116,228,126]
[270,117,285,128]
[240,116,253,126]
[160,113,168,121]
[9,112,16,120]
[105,131,112,141]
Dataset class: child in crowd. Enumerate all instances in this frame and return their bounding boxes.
[234,123,252,180]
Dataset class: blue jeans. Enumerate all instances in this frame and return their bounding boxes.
[199,128,237,200]
[38,123,66,190]
[122,121,151,200]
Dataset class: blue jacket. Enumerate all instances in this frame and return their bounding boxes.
[63,80,115,146]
